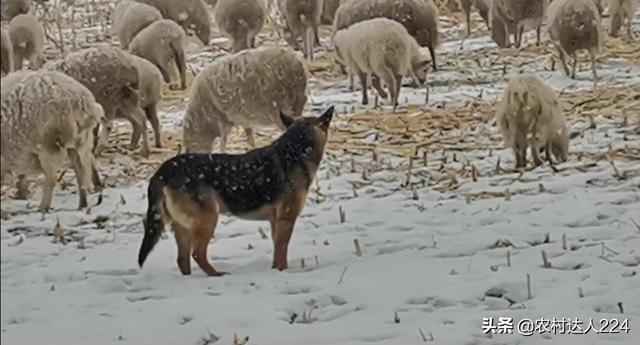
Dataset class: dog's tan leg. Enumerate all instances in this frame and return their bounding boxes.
[173,223,192,275]
[271,217,297,270]
[192,219,225,276]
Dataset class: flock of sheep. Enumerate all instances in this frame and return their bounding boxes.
[0,0,637,214]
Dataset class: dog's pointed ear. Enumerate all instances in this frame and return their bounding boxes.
[319,106,334,129]
[279,112,295,128]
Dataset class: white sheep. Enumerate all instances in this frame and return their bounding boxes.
[1,70,104,211]
[214,0,265,52]
[183,46,307,153]
[112,0,162,49]
[125,53,164,148]
[547,0,603,79]
[1,29,14,76]
[134,0,211,46]
[332,17,430,108]
[8,13,45,70]
[279,0,323,60]
[495,74,569,168]
[129,19,188,90]
[608,0,638,39]
[334,0,440,70]
[46,45,150,155]
[1,0,30,21]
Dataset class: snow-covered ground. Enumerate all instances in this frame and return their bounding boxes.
[2,3,640,345]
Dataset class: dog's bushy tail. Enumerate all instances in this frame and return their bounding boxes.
[138,172,166,268]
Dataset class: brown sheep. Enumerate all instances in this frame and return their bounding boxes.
[214,0,265,52]
[46,45,150,155]
[1,0,30,21]
[1,70,104,211]
[491,0,546,48]
[129,19,188,90]
[135,0,211,46]
[334,0,439,70]
[111,0,162,49]
[496,75,569,168]
[8,13,45,70]
[547,0,603,79]
[279,0,323,60]
[125,53,164,148]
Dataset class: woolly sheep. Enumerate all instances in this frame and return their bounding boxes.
[183,46,307,153]
[609,0,638,39]
[112,0,162,49]
[547,0,603,79]
[129,19,188,90]
[457,0,491,36]
[1,70,104,211]
[135,0,211,46]
[279,0,323,60]
[214,0,265,52]
[334,0,440,70]
[8,14,45,70]
[496,75,569,168]
[46,45,150,155]
[321,0,342,25]
[125,53,164,148]
[1,0,30,21]
[1,29,14,76]
[490,0,546,48]
[332,17,430,108]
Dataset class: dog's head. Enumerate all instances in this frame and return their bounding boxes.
[279,106,335,157]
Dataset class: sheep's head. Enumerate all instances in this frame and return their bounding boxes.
[115,83,143,117]
[410,56,429,87]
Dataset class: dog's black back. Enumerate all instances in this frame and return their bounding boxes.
[154,120,321,214]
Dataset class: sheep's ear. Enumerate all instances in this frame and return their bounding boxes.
[318,106,334,129]
[416,58,429,69]
[279,112,295,128]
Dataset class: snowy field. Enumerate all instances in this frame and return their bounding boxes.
[2,2,640,345]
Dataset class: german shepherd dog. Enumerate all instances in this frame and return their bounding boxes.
[138,106,334,276]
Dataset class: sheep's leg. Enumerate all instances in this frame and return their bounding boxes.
[12,52,22,71]
[371,74,388,99]
[571,53,577,79]
[304,26,314,61]
[314,25,320,46]
[428,45,437,71]
[91,158,103,192]
[466,10,471,37]
[515,26,524,48]
[545,142,553,164]
[67,148,91,209]
[628,19,634,41]
[14,175,30,200]
[128,110,150,157]
[394,74,402,108]
[244,127,255,148]
[358,71,369,105]
[589,48,598,80]
[94,120,112,156]
[379,70,396,109]
[555,44,570,77]
[536,26,541,46]
[348,72,354,91]
[514,145,527,169]
[38,171,56,212]
[144,105,162,148]
[531,145,544,167]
